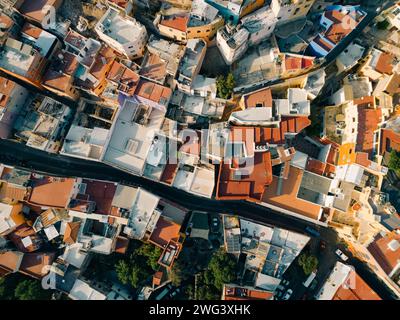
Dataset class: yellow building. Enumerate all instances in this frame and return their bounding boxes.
[187,16,224,44]
[324,102,358,165]
[240,0,266,18]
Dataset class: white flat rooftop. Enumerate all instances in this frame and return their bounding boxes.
[98,8,145,44]
[69,279,106,300]
[103,100,165,174]
[316,262,352,300]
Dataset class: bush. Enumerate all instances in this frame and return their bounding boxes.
[115,242,162,288]
[14,279,51,300]
[388,150,400,174]
[298,253,318,276]
[195,249,237,300]
[216,73,235,99]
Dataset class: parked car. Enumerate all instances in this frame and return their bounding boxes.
[210,217,220,233]
[335,249,349,261]
[282,289,293,300]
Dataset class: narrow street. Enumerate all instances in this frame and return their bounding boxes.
[0,138,397,299]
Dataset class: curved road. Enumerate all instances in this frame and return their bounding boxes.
[0,138,397,299]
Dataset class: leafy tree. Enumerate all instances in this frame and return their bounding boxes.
[137,244,162,271]
[129,264,149,288]
[14,279,51,300]
[170,261,184,287]
[207,249,236,290]
[389,150,400,174]
[115,242,162,288]
[195,249,237,300]
[115,260,130,285]
[298,253,318,276]
[216,73,235,99]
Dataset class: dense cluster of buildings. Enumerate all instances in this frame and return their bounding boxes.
[0,0,400,300]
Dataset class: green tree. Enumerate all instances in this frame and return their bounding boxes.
[129,264,150,288]
[208,249,236,290]
[170,261,184,287]
[194,249,237,300]
[14,279,51,300]
[137,244,162,271]
[115,260,130,285]
[389,150,400,174]
[114,242,161,288]
[298,253,318,276]
[216,73,235,99]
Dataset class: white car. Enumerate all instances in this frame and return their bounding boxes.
[282,289,293,300]
[335,249,349,261]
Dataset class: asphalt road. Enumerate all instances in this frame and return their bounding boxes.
[0,138,397,299]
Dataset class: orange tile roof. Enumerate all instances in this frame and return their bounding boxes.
[135,79,172,104]
[262,166,322,220]
[254,116,311,145]
[243,88,273,109]
[375,52,394,75]
[63,221,81,245]
[140,52,168,84]
[0,183,27,201]
[160,15,189,32]
[306,159,327,176]
[368,231,400,276]
[224,286,274,300]
[356,105,382,157]
[160,163,178,185]
[216,127,273,202]
[90,47,116,81]
[77,179,117,215]
[285,55,314,71]
[381,128,400,154]
[149,216,181,248]
[8,224,42,252]
[355,152,372,168]
[42,70,72,91]
[0,14,14,30]
[333,271,381,300]
[107,61,139,96]
[19,252,55,279]
[385,73,400,95]
[64,29,87,50]
[43,51,79,92]
[0,251,22,275]
[21,22,42,39]
[29,176,76,208]
[19,0,61,23]
[115,236,129,254]
[108,0,130,9]
[323,9,360,45]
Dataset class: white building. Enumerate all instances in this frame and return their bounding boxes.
[69,279,107,300]
[316,262,354,300]
[216,5,277,65]
[95,7,147,59]
[61,125,110,161]
[102,98,166,175]
[270,0,316,25]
